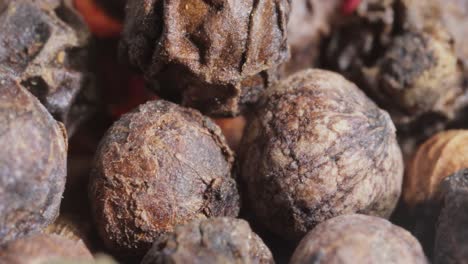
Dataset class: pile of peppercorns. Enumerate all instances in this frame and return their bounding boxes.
[2,0,468,263]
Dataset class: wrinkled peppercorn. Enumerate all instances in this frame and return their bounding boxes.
[119,0,290,116]
[0,75,67,245]
[0,233,93,264]
[290,214,428,264]
[141,218,274,264]
[89,100,240,255]
[0,0,96,134]
[282,0,340,76]
[239,69,404,241]
[434,169,468,264]
[323,0,467,132]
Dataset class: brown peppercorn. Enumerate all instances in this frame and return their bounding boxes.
[0,233,93,264]
[141,218,274,264]
[239,69,404,241]
[290,214,428,264]
[404,130,468,207]
[119,0,290,116]
[282,0,341,76]
[89,100,240,255]
[437,0,468,76]
[0,76,67,245]
[434,168,468,264]
[323,0,467,131]
[0,0,96,134]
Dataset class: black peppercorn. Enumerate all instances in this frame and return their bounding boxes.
[434,168,468,264]
[141,218,274,264]
[0,75,67,245]
[239,69,403,241]
[0,0,96,134]
[290,214,428,264]
[89,100,240,256]
[119,0,290,116]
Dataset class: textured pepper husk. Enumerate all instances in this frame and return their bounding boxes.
[290,214,428,264]
[89,100,240,256]
[434,169,468,264]
[141,218,274,264]
[0,233,93,263]
[323,0,468,133]
[0,75,67,245]
[239,69,404,241]
[119,0,290,116]
[0,0,96,135]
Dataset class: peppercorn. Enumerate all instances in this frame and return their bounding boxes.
[0,75,67,245]
[0,0,96,134]
[434,168,468,264]
[141,218,274,264]
[323,0,467,133]
[89,100,240,256]
[290,214,428,264]
[282,0,341,76]
[119,0,290,116]
[239,69,404,241]
[404,130,468,207]
[437,0,468,76]
[0,233,93,264]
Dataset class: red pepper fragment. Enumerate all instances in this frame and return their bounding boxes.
[342,0,361,15]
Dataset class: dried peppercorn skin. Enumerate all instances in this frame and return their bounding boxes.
[119,0,290,116]
[0,0,95,134]
[0,234,93,264]
[290,214,428,264]
[0,76,67,245]
[404,130,468,207]
[141,218,274,264]
[89,100,240,256]
[434,169,468,264]
[239,69,403,241]
[323,0,467,130]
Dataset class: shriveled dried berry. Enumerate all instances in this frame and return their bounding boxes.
[282,0,341,76]
[290,214,428,264]
[89,100,240,255]
[434,169,468,264]
[141,218,274,264]
[0,0,96,134]
[239,69,403,241]
[0,233,93,264]
[404,130,468,207]
[119,0,290,116]
[323,0,467,131]
[0,76,67,245]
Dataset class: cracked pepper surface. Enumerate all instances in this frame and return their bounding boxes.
[89,100,240,255]
[239,69,404,240]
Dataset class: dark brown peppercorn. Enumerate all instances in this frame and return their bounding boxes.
[0,76,67,245]
[323,0,467,132]
[0,233,93,263]
[290,214,428,264]
[141,218,274,264]
[0,0,96,134]
[239,69,403,241]
[434,168,468,264]
[119,0,290,116]
[89,100,240,256]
